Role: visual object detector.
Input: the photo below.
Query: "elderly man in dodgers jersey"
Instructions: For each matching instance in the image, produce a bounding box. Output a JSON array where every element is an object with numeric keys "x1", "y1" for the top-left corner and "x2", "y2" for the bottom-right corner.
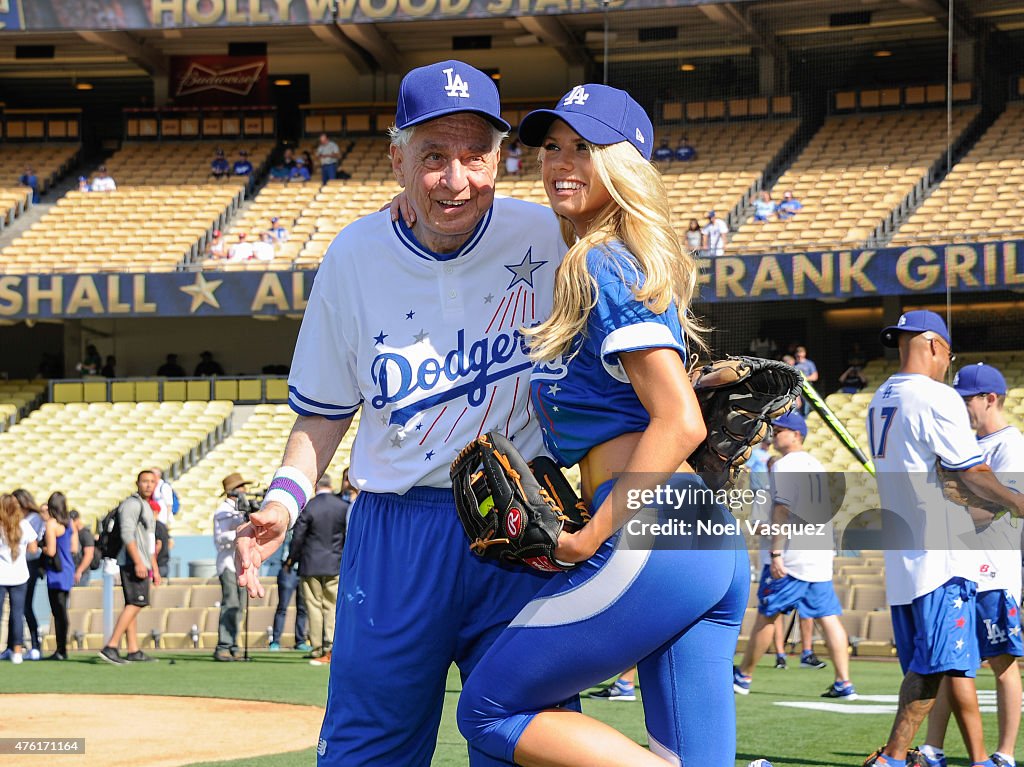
[
  {"x1": 918, "y1": 363, "x2": 1024, "y2": 767},
  {"x1": 234, "y1": 61, "x2": 568, "y2": 766},
  {"x1": 862, "y1": 311, "x2": 1024, "y2": 767}
]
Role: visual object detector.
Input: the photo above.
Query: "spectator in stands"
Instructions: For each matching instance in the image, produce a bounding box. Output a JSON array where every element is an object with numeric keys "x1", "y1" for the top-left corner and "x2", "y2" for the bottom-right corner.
[
  {"x1": 777, "y1": 190, "x2": 803, "y2": 220},
  {"x1": 654, "y1": 138, "x2": 674, "y2": 163},
  {"x1": 75, "y1": 344, "x2": 101, "y2": 376},
  {"x1": 98, "y1": 470, "x2": 160, "y2": 665},
  {"x1": 151, "y1": 467, "x2": 177, "y2": 526},
  {"x1": 839, "y1": 364, "x2": 869, "y2": 394},
  {"x1": 701, "y1": 210, "x2": 729, "y2": 256},
  {"x1": 101, "y1": 355, "x2": 117, "y2": 378},
  {"x1": 207, "y1": 230, "x2": 226, "y2": 259},
  {"x1": 18, "y1": 165, "x2": 40, "y2": 204},
  {"x1": 69, "y1": 510, "x2": 95, "y2": 587},
  {"x1": 194, "y1": 351, "x2": 225, "y2": 377},
  {"x1": 269, "y1": 217, "x2": 289, "y2": 243},
  {"x1": 753, "y1": 190, "x2": 777, "y2": 222},
  {"x1": 0, "y1": 493, "x2": 39, "y2": 665},
  {"x1": 282, "y1": 147, "x2": 297, "y2": 170},
  {"x1": 154, "y1": 517, "x2": 171, "y2": 581},
  {"x1": 91, "y1": 166, "x2": 116, "y2": 192},
  {"x1": 505, "y1": 139, "x2": 522, "y2": 177},
  {"x1": 794, "y1": 345, "x2": 819, "y2": 415},
  {"x1": 288, "y1": 473, "x2": 348, "y2": 666},
  {"x1": 42, "y1": 492, "x2": 76, "y2": 661},
  {"x1": 156, "y1": 354, "x2": 185, "y2": 377},
  {"x1": 213, "y1": 473, "x2": 251, "y2": 662},
  {"x1": 270, "y1": 530, "x2": 310, "y2": 652},
  {"x1": 233, "y1": 150, "x2": 253, "y2": 178},
  {"x1": 317, "y1": 133, "x2": 342, "y2": 183},
  {"x1": 288, "y1": 157, "x2": 311, "y2": 183},
  {"x1": 77, "y1": 176, "x2": 90, "y2": 193},
  {"x1": 749, "y1": 336, "x2": 778, "y2": 359},
  {"x1": 228, "y1": 233, "x2": 254, "y2": 261},
  {"x1": 269, "y1": 163, "x2": 290, "y2": 181},
  {"x1": 675, "y1": 136, "x2": 696, "y2": 161},
  {"x1": 253, "y1": 231, "x2": 276, "y2": 261},
  {"x1": 11, "y1": 489, "x2": 44, "y2": 661},
  {"x1": 685, "y1": 218, "x2": 703, "y2": 254},
  {"x1": 210, "y1": 148, "x2": 230, "y2": 180}
]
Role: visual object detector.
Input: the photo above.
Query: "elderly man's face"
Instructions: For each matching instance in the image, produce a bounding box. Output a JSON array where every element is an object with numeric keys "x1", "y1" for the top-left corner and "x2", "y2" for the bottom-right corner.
[{"x1": 390, "y1": 114, "x2": 499, "y2": 253}]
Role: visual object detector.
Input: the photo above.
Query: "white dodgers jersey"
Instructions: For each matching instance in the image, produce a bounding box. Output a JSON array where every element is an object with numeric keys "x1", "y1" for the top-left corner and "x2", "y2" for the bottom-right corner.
[
  {"x1": 868, "y1": 373, "x2": 984, "y2": 605},
  {"x1": 769, "y1": 451, "x2": 836, "y2": 583},
  {"x1": 288, "y1": 197, "x2": 566, "y2": 493},
  {"x1": 975, "y1": 426, "x2": 1024, "y2": 595}
]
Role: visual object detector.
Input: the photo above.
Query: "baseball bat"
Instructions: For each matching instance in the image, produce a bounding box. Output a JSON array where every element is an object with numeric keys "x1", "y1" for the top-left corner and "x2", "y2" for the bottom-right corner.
[{"x1": 800, "y1": 380, "x2": 876, "y2": 476}]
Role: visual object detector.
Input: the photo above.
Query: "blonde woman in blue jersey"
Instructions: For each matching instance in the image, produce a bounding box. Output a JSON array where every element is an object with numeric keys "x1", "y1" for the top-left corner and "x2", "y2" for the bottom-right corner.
[{"x1": 456, "y1": 85, "x2": 750, "y2": 766}]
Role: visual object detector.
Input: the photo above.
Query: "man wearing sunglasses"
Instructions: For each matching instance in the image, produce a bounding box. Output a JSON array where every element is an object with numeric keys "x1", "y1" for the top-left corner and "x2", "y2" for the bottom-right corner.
[
  {"x1": 863, "y1": 311, "x2": 1024, "y2": 767},
  {"x1": 917, "y1": 363, "x2": 1024, "y2": 767}
]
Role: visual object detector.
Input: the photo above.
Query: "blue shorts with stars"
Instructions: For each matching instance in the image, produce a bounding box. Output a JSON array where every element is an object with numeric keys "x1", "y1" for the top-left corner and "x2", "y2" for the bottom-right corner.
[
  {"x1": 891, "y1": 577, "x2": 979, "y2": 677},
  {"x1": 976, "y1": 589, "x2": 1024, "y2": 659}
]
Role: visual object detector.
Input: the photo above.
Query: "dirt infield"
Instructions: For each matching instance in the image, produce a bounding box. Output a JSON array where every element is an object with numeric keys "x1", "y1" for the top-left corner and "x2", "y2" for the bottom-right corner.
[{"x1": 2, "y1": 694, "x2": 324, "y2": 766}]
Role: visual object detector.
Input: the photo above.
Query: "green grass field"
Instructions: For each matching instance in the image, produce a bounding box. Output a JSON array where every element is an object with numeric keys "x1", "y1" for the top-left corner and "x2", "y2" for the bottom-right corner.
[{"x1": 6, "y1": 652, "x2": 1021, "y2": 766}]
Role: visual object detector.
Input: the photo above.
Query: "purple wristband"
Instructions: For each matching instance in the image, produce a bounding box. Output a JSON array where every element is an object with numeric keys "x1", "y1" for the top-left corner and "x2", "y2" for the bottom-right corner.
[{"x1": 268, "y1": 477, "x2": 307, "y2": 509}]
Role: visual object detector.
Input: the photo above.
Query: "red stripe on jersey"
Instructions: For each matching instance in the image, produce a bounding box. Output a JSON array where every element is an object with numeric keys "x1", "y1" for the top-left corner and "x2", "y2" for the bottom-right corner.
[
  {"x1": 419, "y1": 405, "x2": 447, "y2": 445},
  {"x1": 504, "y1": 287, "x2": 521, "y2": 330},
  {"x1": 504, "y1": 376, "x2": 520, "y2": 436},
  {"x1": 445, "y1": 406, "x2": 469, "y2": 443},
  {"x1": 486, "y1": 295, "x2": 507, "y2": 334},
  {"x1": 476, "y1": 385, "x2": 498, "y2": 438}
]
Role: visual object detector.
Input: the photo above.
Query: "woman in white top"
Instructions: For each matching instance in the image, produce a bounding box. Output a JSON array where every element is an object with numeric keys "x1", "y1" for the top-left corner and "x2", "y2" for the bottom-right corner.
[
  {"x1": 11, "y1": 489, "x2": 44, "y2": 659},
  {"x1": 0, "y1": 494, "x2": 40, "y2": 664}
]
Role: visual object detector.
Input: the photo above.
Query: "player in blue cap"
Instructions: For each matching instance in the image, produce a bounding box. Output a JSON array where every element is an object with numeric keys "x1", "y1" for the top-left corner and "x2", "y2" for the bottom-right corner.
[
  {"x1": 455, "y1": 84, "x2": 752, "y2": 766},
  {"x1": 864, "y1": 312, "x2": 1024, "y2": 767},
  {"x1": 235, "y1": 60, "x2": 570, "y2": 766},
  {"x1": 918, "y1": 363, "x2": 1024, "y2": 767},
  {"x1": 733, "y1": 409, "x2": 858, "y2": 701}
]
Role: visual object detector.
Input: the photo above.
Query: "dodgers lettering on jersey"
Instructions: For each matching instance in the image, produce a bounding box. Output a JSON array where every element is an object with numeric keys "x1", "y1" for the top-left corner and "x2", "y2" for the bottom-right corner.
[
  {"x1": 767, "y1": 451, "x2": 835, "y2": 582},
  {"x1": 868, "y1": 374, "x2": 984, "y2": 605},
  {"x1": 975, "y1": 426, "x2": 1024, "y2": 595},
  {"x1": 530, "y1": 244, "x2": 686, "y2": 467},
  {"x1": 288, "y1": 197, "x2": 566, "y2": 493}
]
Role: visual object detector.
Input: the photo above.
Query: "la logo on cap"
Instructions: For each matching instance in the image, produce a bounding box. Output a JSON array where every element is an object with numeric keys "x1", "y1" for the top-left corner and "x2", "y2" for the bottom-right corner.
[
  {"x1": 563, "y1": 86, "x2": 589, "y2": 106},
  {"x1": 635, "y1": 128, "x2": 645, "y2": 144},
  {"x1": 953, "y1": 371, "x2": 960, "y2": 385},
  {"x1": 443, "y1": 67, "x2": 470, "y2": 98}
]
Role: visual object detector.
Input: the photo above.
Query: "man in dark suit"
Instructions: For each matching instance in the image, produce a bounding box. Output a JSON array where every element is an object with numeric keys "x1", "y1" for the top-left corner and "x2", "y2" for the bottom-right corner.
[{"x1": 287, "y1": 474, "x2": 348, "y2": 666}]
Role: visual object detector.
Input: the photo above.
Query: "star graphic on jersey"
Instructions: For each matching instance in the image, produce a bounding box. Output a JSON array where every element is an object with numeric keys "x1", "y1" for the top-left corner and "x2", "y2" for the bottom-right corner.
[
  {"x1": 179, "y1": 272, "x2": 223, "y2": 313},
  {"x1": 483, "y1": 293, "x2": 494, "y2": 304},
  {"x1": 955, "y1": 638, "x2": 965, "y2": 650},
  {"x1": 548, "y1": 383, "x2": 561, "y2": 396},
  {"x1": 405, "y1": 310, "x2": 415, "y2": 320},
  {"x1": 390, "y1": 434, "x2": 405, "y2": 448},
  {"x1": 425, "y1": 450, "x2": 435, "y2": 461},
  {"x1": 1011, "y1": 626, "x2": 1021, "y2": 637},
  {"x1": 953, "y1": 597, "x2": 963, "y2": 610},
  {"x1": 413, "y1": 329, "x2": 429, "y2": 343},
  {"x1": 1010, "y1": 607, "x2": 1018, "y2": 617},
  {"x1": 552, "y1": 406, "x2": 559, "y2": 413},
  {"x1": 955, "y1": 617, "x2": 966, "y2": 629},
  {"x1": 504, "y1": 247, "x2": 547, "y2": 289},
  {"x1": 415, "y1": 423, "x2": 423, "y2": 431},
  {"x1": 373, "y1": 330, "x2": 388, "y2": 345}
]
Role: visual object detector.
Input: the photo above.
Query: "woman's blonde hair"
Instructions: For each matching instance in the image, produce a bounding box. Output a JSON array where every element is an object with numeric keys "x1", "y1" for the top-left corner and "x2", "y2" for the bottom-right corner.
[
  {"x1": 524, "y1": 138, "x2": 705, "y2": 362},
  {"x1": 0, "y1": 494, "x2": 23, "y2": 559}
]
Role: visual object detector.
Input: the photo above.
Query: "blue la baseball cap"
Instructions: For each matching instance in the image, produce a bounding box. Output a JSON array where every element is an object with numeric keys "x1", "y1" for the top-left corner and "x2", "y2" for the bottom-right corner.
[
  {"x1": 953, "y1": 363, "x2": 1007, "y2": 397},
  {"x1": 880, "y1": 310, "x2": 951, "y2": 348},
  {"x1": 395, "y1": 60, "x2": 510, "y2": 132},
  {"x1": 772, "y1": 411, "x2": 808, "y2": 439},
  {"x1": 518, "y1": 84, "x2": 654, "y2": 161}
]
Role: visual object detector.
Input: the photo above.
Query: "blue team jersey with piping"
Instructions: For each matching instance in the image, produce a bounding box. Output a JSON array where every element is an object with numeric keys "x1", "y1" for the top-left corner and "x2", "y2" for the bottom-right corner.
[{"x1": 530, "y1": 243, "x2": 687, "y2": 466}]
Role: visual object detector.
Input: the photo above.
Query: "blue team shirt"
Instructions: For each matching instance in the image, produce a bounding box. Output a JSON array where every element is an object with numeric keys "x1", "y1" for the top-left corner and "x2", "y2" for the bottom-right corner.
[
  {"x1": 530, "y1": 243, "x2": 687, "y2": 466},
  {"x1": 211, "y1": 158, "x2": 230, "y2": 174},
  {"x1": 233, "y1": 160, "x2": 253, "y2": 175}
]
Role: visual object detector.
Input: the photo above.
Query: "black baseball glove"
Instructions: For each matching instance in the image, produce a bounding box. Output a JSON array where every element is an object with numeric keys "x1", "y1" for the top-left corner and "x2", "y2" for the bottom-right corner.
[
  {"x1": 450, "y1": 431, "x2": 591, "y2": 572},
  {"x1": 689, "y1": 356, "x2": 803, "y2": 490}
]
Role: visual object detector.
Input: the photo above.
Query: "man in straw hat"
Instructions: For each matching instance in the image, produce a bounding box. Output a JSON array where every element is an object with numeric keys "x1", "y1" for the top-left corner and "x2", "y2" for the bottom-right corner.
[{"x1": 213, "y1": 472, "x2": 252, "y2": 662}]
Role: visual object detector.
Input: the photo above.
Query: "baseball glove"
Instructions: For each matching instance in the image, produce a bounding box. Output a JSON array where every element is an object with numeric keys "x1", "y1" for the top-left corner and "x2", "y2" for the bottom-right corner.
[
  {"x1": 450, "y1": 431, "x2": 591, "y2": 573},
  {"x1": 936, "y1": 462, "x2": 1007, "y2": 516},
  {"x1": 689, "y1": 356, "x2": 803, "y2": 490}
]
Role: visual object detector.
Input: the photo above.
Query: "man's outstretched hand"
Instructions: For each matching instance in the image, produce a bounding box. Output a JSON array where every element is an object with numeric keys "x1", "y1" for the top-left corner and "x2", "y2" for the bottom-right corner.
[{"x1": 235, "y1": 502, "x2": 289, "y2": 598}]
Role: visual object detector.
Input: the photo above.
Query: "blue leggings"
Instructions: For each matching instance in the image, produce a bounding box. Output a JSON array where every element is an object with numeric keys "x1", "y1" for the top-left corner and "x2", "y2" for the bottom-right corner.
[{"x1": 458, "y1": 476, "x2": 750, "y2": 764}]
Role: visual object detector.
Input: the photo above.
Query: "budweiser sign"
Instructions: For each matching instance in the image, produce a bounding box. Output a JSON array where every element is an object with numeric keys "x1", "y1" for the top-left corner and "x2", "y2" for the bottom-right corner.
[{"x1": 169, "y1": 55, "x2": 268, "y2": 105}]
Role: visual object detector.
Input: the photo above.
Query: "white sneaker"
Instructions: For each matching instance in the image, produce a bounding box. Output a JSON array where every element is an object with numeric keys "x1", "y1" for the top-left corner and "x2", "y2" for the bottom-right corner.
[
  {"x1": 27, "y1": 648, "x2": 41, "y2": 661},
  {"x1": 11, "y1": 652, "x2": 23, "y2": 665}
]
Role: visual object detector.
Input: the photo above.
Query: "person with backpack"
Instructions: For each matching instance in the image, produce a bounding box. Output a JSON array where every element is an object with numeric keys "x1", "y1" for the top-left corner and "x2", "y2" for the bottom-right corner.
[
  {"x1": 97, "y1": 470, "x2": 160, "y2": 665},
  {"x1": 70, "y1": 510, "x2": 98, "y2": 587},
  {"x1": 151, "y1": 466, "x2": 180, "y2": 527}
]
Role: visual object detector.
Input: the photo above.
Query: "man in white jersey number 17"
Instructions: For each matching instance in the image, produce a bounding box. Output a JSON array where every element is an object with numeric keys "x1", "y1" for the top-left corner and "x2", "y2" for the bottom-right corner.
[
  {"x1": 918, "y1": 363, "x2": 1024, "y2": 767},
  {"x1": 863, "y1": 312, "x2": 1024, "y2": 767},
  {"x1": 233, "y1": 60, "x2": 569, "y2": 767}
]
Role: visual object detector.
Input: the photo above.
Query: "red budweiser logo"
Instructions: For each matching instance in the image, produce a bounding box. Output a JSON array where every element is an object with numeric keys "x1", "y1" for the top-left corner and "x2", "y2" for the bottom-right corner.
[{"x1": 175, "y1": 61, "x2": 265, "y2": 97}]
